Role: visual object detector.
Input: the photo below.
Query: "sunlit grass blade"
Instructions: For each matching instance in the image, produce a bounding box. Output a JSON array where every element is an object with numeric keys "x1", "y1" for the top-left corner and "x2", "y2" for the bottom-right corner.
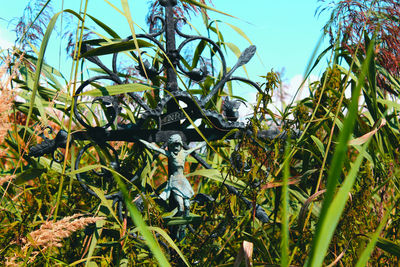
[
  {"x1": 120, "y1": 0, "x2": 148, "y2": 80},
  {"x1": 131, "y1": 226, "x2": 192, "y2": 267},
  {"x1": 306, "y1": 36, "x2": 376, "y2": 267},
  {"x1": 87, "y1": 14, "x2": 121, "y2": 39},
  {"x1": 80, "y1": 39, "x2": 154, "y2": 58},
  {"x1": 111, "y1": 170, "x2": 171, "y2": 266},
  {"x1": 78, "y1": 83, "x2": 155, "y2": 97}
]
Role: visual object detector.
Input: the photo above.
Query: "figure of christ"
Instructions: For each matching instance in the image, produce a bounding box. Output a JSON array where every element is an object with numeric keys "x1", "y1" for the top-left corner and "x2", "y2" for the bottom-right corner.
[{"x1": 140, "y1": 134, "x2": 206, "y2": 217}]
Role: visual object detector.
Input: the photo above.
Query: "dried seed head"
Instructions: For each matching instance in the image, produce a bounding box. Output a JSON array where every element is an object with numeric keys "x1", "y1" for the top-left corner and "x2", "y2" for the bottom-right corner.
[{"x1": 27, "y1": 214, "x2": 105, "y2": 249}]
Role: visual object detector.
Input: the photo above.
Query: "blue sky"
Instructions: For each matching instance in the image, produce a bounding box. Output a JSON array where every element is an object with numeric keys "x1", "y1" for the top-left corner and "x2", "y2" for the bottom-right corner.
[{"x1": 0, "y1": 1, "x2": 331, "y2": 101}]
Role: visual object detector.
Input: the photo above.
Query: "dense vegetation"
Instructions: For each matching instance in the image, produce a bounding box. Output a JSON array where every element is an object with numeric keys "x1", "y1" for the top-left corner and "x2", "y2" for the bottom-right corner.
[{"x1": 1, "y1": 0, "x2": 400, "y2": 266}]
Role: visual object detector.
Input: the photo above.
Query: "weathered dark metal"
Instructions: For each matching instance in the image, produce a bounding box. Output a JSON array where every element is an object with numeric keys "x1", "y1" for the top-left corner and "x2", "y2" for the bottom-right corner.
[{"x1": 29, "y1": 0, "x2": 275, "y2": 231}]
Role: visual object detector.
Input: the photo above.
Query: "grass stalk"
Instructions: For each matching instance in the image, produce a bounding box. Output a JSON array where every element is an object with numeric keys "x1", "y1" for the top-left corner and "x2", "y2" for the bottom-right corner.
[{"x1": 281, "y1": 138, "x2": 290, "y2": 267}]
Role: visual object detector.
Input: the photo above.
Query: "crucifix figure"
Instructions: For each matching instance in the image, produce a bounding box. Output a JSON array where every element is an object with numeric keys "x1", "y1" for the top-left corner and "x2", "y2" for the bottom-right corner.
[{"x1": 140, "y1": 134, "x2": 205, "y2": 227}]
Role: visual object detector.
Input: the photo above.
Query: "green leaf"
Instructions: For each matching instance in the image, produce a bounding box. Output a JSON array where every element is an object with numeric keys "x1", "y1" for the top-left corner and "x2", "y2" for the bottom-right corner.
[
  {"x1": 148, "y1": 227, "x2": 191, "y2": 266},
  {"x1": 376, "y1": 65, "x2": 400, "y2": 94},
  {"x1": 163, "y1": 215, "x2": 202, "y2": 225},
  {"x1": 14, "y1": 168, "x2": 47, "y2": 185},
  {"x1": 224, "y1": 22, "x2": 253, "y2": 45},
  {"x1": 225, "y1": 42, "x2": 241, "y2": 59},
  {"x1": 87, "y1": 14, "x2": 120, "y2": 39},
  {"x1": 375, "y1": 237, "x2": 400, "y2": 257},
  {"x1": 23, "y1": 54, "x2": 66, "y2": 85},
  {"x1": 78, "y1": 83, "x2": 154, "y2": 97},
  {"x1": 112, "y1": 166, "x2": 171, "y2": 266},
  {"x1": 80, "y1": 39, "x2": 153, "y2": 58},
  {"x1": 86, "y1": 262, "x2": 98, "y2": 267},
  {"x1": 310, "y1": 141, "x2": 371, "y2": 267},
  {"x1": 68, "y1": 164, "x2": 103, "y2": 176},
  {"x1": 37, "y1": 157, "x2": 63, "y2": 173},
  {"x1": 356, "y1": 205, "x2": 394, "y2": 267},
  {"x1": 311, "y1": 135, "x2": 325, "y2": 156},
  {"x1": 85, "y1": 219, "x2": 105, "y2": 267},
  {"x1": 192, "y1": 40, "x2": 207, "y2": 69},
  {"x1": 90, "y1": 186, "x2": 121, "y2": 226},
  {"x1": 377, "y1": 99, "x2": 400, "y2": 110},
  {"x1": 281, "y1": 141, "x2": 290, "y2": 266}
]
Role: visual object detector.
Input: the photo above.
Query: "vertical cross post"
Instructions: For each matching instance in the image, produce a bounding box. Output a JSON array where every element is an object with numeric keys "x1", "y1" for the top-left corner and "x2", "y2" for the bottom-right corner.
[
  {"x1": 161, "y1": 0, "x2": 180, "y2": 130},
  {"x1": 162, "y1": 0, "x2": 178, "y2": 92}
]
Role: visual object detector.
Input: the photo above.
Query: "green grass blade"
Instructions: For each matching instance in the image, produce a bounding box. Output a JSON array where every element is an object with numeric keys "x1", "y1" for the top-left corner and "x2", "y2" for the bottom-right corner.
[
  {"x1": 311, "y1": 135, "x2": 325, "y2": 156},
  {"x1": 377, "y1": 99, "x2": 400, "y2": 110},
  {"x1": 80, "y1": 39, "x2": 153, "y2": 58},
  {"x1": 87, "y1": 14, "x2": 121, "y2": 39},
  {"x1": 14, "y1": 168, "x2": 46, "y2": 185},
  {"x1": 71, "y1": 164, "x2": 170, "y2": 265},
  {"x1": 148, "y1": 227, "x2": 191, "y2": 266},
  {"x1": 374, "y1": 237, "x2": 400, "y2": 257},
  {"x1": 223, "y1": 22, "x2": 253, "y2": 45},
  {"x1": 67, "y1": 164, "x2": 103, "y2": 176},
  {"x1": 78, "y1": 83, "x2": 155, "y2": 97},
  {"x1": 306, "y1": 37, "x2": 375, "y2": 267},
  {"x1": 112, "y1": 172, "x2": 171, "y2": 266},
  {"x1": 187, "y1": 169, "x2": 246, "y2": 189},
  {"x1": 309, "y1": 140, "x2": 370, "y2": 266}
]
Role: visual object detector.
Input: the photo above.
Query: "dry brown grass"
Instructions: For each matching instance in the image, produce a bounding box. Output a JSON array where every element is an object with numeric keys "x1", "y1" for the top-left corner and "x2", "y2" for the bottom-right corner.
[
  {"x1": 28, "y1": 213, "x2": 104, "y2": 249},
  {"x1": 0, "y1": 51, "x2": 23, "y2": 145}
]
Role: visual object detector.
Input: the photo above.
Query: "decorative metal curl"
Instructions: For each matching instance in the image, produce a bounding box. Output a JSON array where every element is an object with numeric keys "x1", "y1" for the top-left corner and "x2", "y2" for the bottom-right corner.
[
  {"x1": 146, "y1": 15, "x2": 166, "y2": 37},
  {"x1": 175, "y1": 18, "x2": 227, "y2": 79},
  {"x1": 74, "y1": 76, "x2": 119, "y2": 129},
  {"x1": 75, "y1": 142, "x2": 120, "y2": 196},
  {"x1": 52, "y1": 150, "x2": 65, "y2": 163}
]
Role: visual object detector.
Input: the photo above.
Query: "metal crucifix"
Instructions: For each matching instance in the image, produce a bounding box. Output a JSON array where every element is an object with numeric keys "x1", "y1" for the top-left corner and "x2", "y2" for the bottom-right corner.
[{"x1": 29, "y1": 0, "x2": 276, "y2": 239}]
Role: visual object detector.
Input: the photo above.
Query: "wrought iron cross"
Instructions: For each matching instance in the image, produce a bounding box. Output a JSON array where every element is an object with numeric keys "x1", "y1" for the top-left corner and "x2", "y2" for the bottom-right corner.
[{"x1": 30, "y1": 0, "x2": 275, "y2": 231}]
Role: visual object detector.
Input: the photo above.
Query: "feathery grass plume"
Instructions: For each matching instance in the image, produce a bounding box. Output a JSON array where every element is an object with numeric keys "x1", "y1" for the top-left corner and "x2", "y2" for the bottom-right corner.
[
  {"x1": 319, "y1": 0, "x2": 400, "y2": 94},
  {"x1": 12, "y1": 0, "x2": 53, "y2": 50},
  {"x1": 5, "y1": 214, "x2": 105, "y2": 265},
  {"x1": 5, "y1": 247, "x2": 39, "y2": 266},
  {"x1": 0, "y1": 53, "x2": 17, "y2": 145},
  {"x1": 28, "y1": 214, "x2": 104, "y2": 249},
  {"x1": 0, "y1": 95, "x2": 13, "y2": 144}
]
